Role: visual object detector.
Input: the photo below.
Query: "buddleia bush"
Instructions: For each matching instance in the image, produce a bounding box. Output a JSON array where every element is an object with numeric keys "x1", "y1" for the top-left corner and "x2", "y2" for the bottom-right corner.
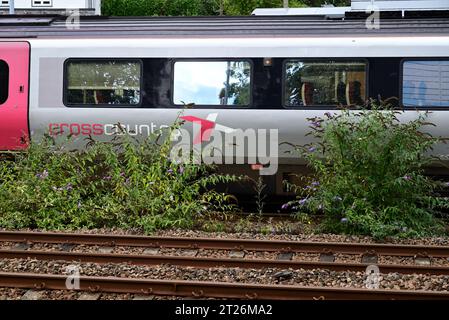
[
  {"x1": 286, "y1": 104, "x2": 447, "y2": 239},
  {"x1": 0, "y1": 117, "x2": 238, "y2": 233}
]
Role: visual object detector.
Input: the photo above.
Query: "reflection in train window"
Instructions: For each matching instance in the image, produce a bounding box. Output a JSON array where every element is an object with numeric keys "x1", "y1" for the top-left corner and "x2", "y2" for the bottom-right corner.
[
  {"x1": 403, "y1": 60, "x2": 449, "y2": 107},
  {"x1": 65, "y1": 60, "x2": 141, "y2": 106},
  {"x1": 284, "y1": 60, "x2": 367, "y2": 107},
  {"x1": 173, "y1": 61, "x2": 251, "y2": 106},
  {"x1": 0, "y1": 60, "x2": 9, "y2": 105}
]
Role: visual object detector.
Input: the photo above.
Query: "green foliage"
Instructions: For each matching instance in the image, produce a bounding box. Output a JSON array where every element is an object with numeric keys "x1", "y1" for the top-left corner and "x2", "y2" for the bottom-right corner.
[
  {"x1": 250, "y1": 176, "x2": 267, "y2": 215},
  {"x1": 202, "y1": 220, "x2": 226, "y2": 232},
  {"x1": 101, "y1": 0, "x2": 349, "y2": 17},
  {"x1": 223, "y1": 0, "x2": 306, "y2": 15},
  {"x1": 102, "y1": 0, "x2": 221, "y2": 16},
  {"x1": 226, "y1": 62, "x2": 251, "y2": 105},
  {"x1": 0, "y1": 117, "x2": 238, "y2": 234},
  {"x1": 286, "y1": 104, "x2": 446, "y2": 239}
]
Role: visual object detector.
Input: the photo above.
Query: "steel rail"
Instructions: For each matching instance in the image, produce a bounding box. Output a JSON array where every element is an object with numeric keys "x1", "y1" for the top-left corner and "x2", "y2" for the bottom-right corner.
[
  {"x1": 0, "y1": 231, "x2": 448, "y2": 257},
  {"x1": 0, "y1": 249, "x2": 448, "y2": 275},
  {"x1": 0, "y1": 272, "x2": 448, "y2": 300}
]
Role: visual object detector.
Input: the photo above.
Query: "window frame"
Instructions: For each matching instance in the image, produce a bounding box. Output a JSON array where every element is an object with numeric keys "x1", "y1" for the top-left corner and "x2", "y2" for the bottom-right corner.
[
  {"x1": 400, "y1": 57, "x2": 449, "y2": 110},
  {"x1": 63, "y1": 58, "x2": 144, "y2": 108},
  {"x1": 170, "y1": 58, "x2": 254, "y2": 109},
  {"x1": 0, "y1": 59, "x2": 9, "y2": 106},
  {"x1": 282, "y1": 58, "x2": 370, "y2": 110}
]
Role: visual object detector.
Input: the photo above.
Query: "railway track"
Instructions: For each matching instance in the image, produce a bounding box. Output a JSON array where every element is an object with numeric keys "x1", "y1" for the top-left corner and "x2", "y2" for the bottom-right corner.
[
  {"x1": 0, "y1": 249, "x2": 448, "y2": 275},
  {"x1": 0, "y1": 230, "x2": 448, "y2": 300},
  {"x1": 1, "y1": 230, "x2": 448, "y2": 257},
  {"x1": 1, "y1": 272, "x2": 448, "y2": 300}
]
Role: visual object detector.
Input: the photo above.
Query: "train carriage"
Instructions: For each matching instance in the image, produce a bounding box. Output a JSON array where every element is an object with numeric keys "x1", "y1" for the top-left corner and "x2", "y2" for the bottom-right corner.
[{"x1": 1, "y1": 1, "x2": 449, "y2": 195}]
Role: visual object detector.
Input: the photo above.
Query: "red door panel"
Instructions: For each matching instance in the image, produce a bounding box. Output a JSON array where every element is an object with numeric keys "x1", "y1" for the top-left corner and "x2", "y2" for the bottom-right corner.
[{"x1": 0, "y1": 42, "x2": 29, "y2": 150}]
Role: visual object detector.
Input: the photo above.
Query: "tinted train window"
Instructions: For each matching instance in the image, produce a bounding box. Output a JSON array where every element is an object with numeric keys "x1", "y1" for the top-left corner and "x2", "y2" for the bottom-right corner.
[
  {"x1": 284, "y1": 60, "x2": 367, "y2": 107},
  {"x1": 65, "y1": 60, "x2": 141, "y2": 106},
  {"x1": 0, "y1": 60, "x2": 9, "y2": 105},
  {"x1": 403, "y1": 60, "x2": 449, "y2": 107},
  {"x1": 173, "y1": 61, "x2": 251, "y2": 106}
]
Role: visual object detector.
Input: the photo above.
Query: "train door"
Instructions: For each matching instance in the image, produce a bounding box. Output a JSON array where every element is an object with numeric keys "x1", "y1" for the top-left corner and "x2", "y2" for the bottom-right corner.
[{"x1": 0, "y1": 42, "x2": 29, "y2": 150}]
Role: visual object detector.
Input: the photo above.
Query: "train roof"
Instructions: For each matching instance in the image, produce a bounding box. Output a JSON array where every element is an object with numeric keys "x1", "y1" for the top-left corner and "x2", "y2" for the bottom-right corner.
[{"x1": 1, "y1": 14, "x2": 449, "y2": 38}]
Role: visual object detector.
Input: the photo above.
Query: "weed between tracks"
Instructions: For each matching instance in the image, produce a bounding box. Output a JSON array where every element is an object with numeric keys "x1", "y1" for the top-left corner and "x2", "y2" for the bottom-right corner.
[
  {"x1": 285, "y1": 105, "x2": 449, "y2": 239},
  {"x1": 0, "y1": 116, "x2": 238, "y2": 234}
]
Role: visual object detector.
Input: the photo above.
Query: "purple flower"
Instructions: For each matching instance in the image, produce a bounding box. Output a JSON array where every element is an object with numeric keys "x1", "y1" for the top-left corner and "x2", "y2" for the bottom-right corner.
[
  {"x1": 179, "y1": 166, "x2": 184, "y2": 174},
  {"x1": 281, "y1": 203, "x2": 289, "y2": 210},
  {"x1": 167, "y1": 169, "x2": 174, "y2": 174},
  {"x1": 65, "y1": 183, "x2": 73, "y2": 191},
  {"x1": 308, "y1": 147, "x2": 316, "y2": 152},
  {"x1": 341, "y1": 218, "x2": 348, "y2": 223},
  {"x1": 311, "y1": 181, "x2": 320, "y2": 186},
  {"x1": 299, "y1": 198, "x2": 308, "y2": 206},
  {"x1": 120, "y1": 172, "x2": 126, "y2": 177},
  {"x1": 403, "y1": 175, "x2": 412, "y2": 181},
  {"x1": 103, "y1": 176, "x2": 112, "y2": 181},
  {"x1": 36, "y1": 169, "x2": 49, "y2": 180}
]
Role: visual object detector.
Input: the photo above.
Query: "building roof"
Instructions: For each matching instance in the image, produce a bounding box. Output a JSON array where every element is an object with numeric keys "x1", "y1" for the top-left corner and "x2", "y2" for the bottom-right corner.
[{"x1": 1, "y1": 15, "x2": 449, "y2": 38}]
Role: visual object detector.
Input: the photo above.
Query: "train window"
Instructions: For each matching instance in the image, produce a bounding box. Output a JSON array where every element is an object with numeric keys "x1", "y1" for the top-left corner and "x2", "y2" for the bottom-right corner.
[
  {"x1": 402, "y1": 60, "x2": 449, "y2": 107},
  {"x1": 0, "y1": 60, "x2": 9, "y2": 105},
  {"x1": 284, "y1": 60, "x2": 367, "y2": 107},
  {"x1": 173, "y1": 61, "x2": 251, "y2": 106},
  {"x1": 65, "y1": 60, "x2": 141, "y2": 106}
]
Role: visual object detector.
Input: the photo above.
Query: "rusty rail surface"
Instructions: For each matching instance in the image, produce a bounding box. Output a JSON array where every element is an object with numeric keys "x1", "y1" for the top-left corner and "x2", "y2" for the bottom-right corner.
[
  {"x1": 0, "y1": 272, "x2": 448, "y2": 300},
  {"x1": 0, "y1": 249, "x2": 448, "y2": 276},
  {"x1": 0, "y1": 230, "x2": 448, "y2": 257}
]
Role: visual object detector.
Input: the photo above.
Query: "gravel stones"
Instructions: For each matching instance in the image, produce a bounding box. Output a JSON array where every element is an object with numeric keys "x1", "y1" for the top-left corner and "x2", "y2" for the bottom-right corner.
[
  {"x1": 14, "y1": 243, "x2": 30, "y2": 251},
  {"x1": 21, "y1": 290, "x2": 44, "y2": 300},
  {"x1": 2, "y1": 226, "x2": 449, "y2": 246},
  {"x1": 0, "y1": 258, "x2": 448, "y2": 292},
  {"x1": 276, "y1": 253, "x2": 294, "y2": 261},
  {"x1": 229, "y1": 251, "x2": 245, "y2": 259},
  {"x1": 98, "y1": 247, "x2": 114, "y2": 254},
  {"x1": 143, "y1": 248, "x2": 160, "y2": 255},
  {"x1": 319, "y1": 253, "x2": 335, "y2": 263},
  {"x1": 361, "y1": 254, "x2": 378, "y2": 264},
  {"x1": 414, "y1": 257, "x2": 431, "y2": 266},
  {"x1": 78, "y1": 293, "x2": 101, "y2": 300},
  {"x1": 273, "y1": 271, "x2": 294, "y2": 281}
]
